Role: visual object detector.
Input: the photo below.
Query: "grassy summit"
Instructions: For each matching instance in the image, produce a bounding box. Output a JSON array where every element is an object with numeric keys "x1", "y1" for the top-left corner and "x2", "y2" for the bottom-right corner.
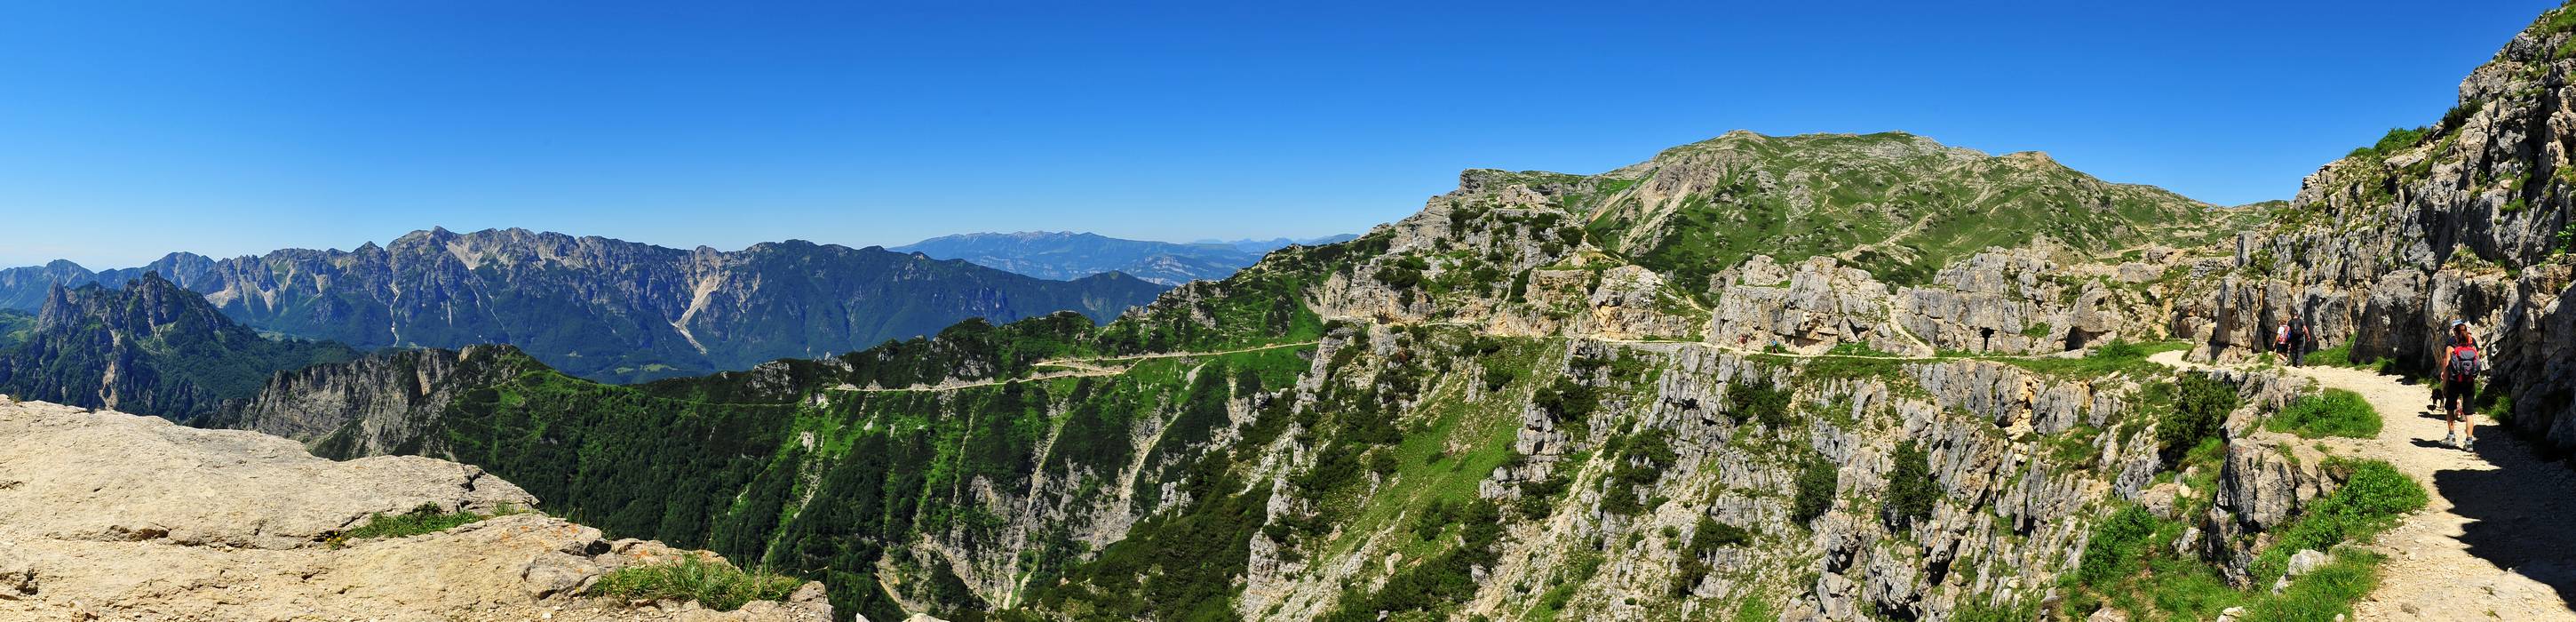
[{"x1": 1559, "y1": 131, "x2": 2254, "y2": 284}]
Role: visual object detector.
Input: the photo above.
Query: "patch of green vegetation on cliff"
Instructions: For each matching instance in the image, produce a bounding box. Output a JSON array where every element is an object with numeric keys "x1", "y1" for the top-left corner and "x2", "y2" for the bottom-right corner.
[
  {"x1": 1883, "y1": 440, "x2": 1938, "y2": 532},
  {"x1": 1999, "y1": 339, "x2": 2187, "y2": 379},
  {"x1": 0, "y1": 308, "x2": 30, "y2": 347},
  {"x1": 1318, "y1": 498, "x2": 1506, "y2": 622},
  {"x1": 332, "y1": 502, "x2": 531, "y2": 546},
  {"x1": 590, "y1": 554, "x2": 805, "y2": 612},
  {"x1": 2066, "y1": 459, "x2": 2422, "y2": 621}
]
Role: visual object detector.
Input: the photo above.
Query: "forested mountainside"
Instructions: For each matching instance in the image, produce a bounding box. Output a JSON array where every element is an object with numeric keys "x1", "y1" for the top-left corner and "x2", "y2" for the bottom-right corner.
[
  {"x1": 0, "y1": 274, "x2": 355, "y2": 419},
  {"x1": 0, "y1": 227, "x2": 1171, "y2": 383},
  {"x1": 0, "y1": 308, "x2": 32, "y2": 347},
  {"x1": 894, "y1": 231, "x2": 1275, "y2": 285},
  {"x1": 202, "y1": 119, "x2": 2440, "y2": 622},
  {"x1": 2169, "y1": 4, "x2": 2576, "y2": 455}
]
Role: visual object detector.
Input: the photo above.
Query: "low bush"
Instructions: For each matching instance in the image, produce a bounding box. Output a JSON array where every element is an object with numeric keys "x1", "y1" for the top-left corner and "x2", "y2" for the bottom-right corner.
[
  {"x1": 1882, "y1": 441, "x2": 1937, "y2": 532},
  {"x1": 2268, "y1": 389, "x2": 2381, "y2": 439},
  {"x1": 1726, "y1": 377, "x2": 1794, "y2": 428},
  {"x1": 2158, "y1": 374, "x2": 2240, "y2": 462},
  {"x1": 1790, "y1": 456, "x2": 1838, "y2": 525},
  {"x1": 589, "y1": 554, "x2": 804, "y2": 612}
]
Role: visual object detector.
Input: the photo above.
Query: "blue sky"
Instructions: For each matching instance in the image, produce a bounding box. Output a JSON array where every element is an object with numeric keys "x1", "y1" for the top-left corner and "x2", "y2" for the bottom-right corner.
[{"x1": 0, "y1": 1, "x2": 2557, "y2": 267}]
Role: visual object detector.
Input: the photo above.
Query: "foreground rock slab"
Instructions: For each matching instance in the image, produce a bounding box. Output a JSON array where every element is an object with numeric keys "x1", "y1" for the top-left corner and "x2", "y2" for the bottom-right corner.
[{"x1": 0, "y1": 396, "x2": 833, "y2": 621}]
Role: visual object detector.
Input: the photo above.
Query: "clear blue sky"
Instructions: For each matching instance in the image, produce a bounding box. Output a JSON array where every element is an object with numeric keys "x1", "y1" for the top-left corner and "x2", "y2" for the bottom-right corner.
[{"x1": 0, "y1": 1, "x2": 2557, "y2": 267}]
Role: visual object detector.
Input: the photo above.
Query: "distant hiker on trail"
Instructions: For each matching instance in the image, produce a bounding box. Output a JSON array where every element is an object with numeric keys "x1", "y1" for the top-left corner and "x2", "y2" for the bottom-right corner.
[
  {"x1": 2286, "y1": 315, "x2": 2310, "y2": 367},
  {"x1": 2438, "y1": 320, "x2": 2483, "y2": 451},
  {"x1": 2273, "y1": 320, "x2": 2292, "y2": 362}
]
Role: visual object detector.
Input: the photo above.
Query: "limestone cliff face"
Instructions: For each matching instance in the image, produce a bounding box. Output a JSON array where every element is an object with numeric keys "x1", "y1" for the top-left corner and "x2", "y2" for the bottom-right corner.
[
  {"x1": 199, "y1": 345, "x2": 546, "y2": 459},
  {"x1": 2168, "y1": 7, "x2": 2576, "y2": 451},
  {"x1": 0, "y1": 395, "x2": 834, "y2": 621}
]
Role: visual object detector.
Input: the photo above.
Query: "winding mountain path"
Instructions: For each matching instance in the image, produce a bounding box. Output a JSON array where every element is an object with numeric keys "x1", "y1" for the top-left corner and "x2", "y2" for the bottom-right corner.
[
  {"x1": 828, "y1": 341, "x2": 1320, "y2": 393},
  {"x1": 2148, "y1": 350, "x2": 2576, "y2": 620}
]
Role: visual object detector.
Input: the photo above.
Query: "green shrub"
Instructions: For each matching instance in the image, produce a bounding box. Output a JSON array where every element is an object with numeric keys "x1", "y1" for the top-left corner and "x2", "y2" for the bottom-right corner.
[
  {"x1": 1531, "y1": 378, "x2": 1598, "y2": 422},
  {"x1": 1602, "y1": 430, "x2": 1678, "y2": 515},
  {"x1": 2268, "y1": 389, "x2": 2381, "y2": 439},
  {"x1": 2436, "y1": 100, "x2": 2482, "y2": 136},
  {"x1": 2347, "y1": 126, "x2": 2429, "y2": 159},
  {"x1": 589, "y1": 554, "x2": 804, "y2": 612},
  {"x1": 1791, "y1": 457, "x2": 1838, "y2": 525},
  {"x1": 335, "y1": 503, "x2": 528, "y2": 545},
  {"x1": 1673, "y1": 515, "x2": 1753, "y2": 595},
  {"x1": 1883, "y1": 441, "x2": 1937, "y2": 531},
  {"x1": 1726, "y1": 377, "x2": 1794, "y2": 428},
  {"x1": 2158, "y1": 375, "x2": 2239, "y2": 463}
]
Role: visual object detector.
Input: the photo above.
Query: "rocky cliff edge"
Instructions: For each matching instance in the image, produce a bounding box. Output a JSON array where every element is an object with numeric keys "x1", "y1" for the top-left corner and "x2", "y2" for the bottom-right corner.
[{"x1": 0, "y1": 395, "x2": 834, "y2": 622}]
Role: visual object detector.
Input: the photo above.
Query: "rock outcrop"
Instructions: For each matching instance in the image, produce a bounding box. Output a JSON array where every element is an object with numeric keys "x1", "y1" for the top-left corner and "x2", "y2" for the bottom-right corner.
[{"x1": 0, "y1": 395, "x2": 832, "y2": 621}]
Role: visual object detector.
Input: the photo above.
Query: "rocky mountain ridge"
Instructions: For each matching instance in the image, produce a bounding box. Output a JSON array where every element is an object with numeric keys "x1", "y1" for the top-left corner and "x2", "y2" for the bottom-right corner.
[
  {"x1": 0, "y1": 227, "x2": 1171, "y2": 383},
  {"x1": 0, "y1": 273, "x2": 356, "y2": 419}
]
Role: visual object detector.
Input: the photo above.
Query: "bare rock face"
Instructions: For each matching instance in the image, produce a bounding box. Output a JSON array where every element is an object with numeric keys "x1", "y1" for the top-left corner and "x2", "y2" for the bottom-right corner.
[
  {"x1": 0, "y1": 396, "x2": 832, "y2": 621},
  {"x1": 1710, "y1": 256, "x2": 1927, "y2": 355}
]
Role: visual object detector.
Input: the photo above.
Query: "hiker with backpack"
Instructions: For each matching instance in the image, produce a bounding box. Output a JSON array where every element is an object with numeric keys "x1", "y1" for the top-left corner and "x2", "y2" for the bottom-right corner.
[{"x1": 2438, "y1": 320, "x2": 2483, "y2": 451}]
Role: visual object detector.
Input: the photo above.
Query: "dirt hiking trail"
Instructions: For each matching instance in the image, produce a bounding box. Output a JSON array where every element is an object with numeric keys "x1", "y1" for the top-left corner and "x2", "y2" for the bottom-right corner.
[{"x1": 2151, "y1": 350, "x2": 2576, "y2": 620}]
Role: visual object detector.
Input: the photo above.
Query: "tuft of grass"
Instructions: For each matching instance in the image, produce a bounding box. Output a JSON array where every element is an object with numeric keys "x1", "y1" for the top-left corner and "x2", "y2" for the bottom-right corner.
[
  {"x1": 2268, "y1": 389, "x2": 2381, "y2": 439},
  {"x1": 334, "y1": 503, "x2": 529, "y2": 546},
  {"x1": 588, "y1": 554, "x2": 804, "y2": 612},
  {"x1": 2305, "y1": 345, "x2": 2398, "y2": 374}
]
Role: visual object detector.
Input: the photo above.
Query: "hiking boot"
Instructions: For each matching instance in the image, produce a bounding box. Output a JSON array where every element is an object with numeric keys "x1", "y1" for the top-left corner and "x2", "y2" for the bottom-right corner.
[
  {"x1": 2463, "y1": 436, "x2": 2477, "y2": 451},
  {"x1": 2443, "y1": 432, "x2": 2458, "y2": 449}
]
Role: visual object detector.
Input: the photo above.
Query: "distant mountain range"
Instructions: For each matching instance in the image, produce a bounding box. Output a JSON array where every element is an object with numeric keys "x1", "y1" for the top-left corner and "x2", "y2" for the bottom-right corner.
[
  {"x1": 894, "y1": 231, "x2": 1356, "y2": 285},
  {"x1": 0, "y1": 227, "x2": 1171, "y2": 382},
  {"x1": 0, "y1": 274, "x2": 357, "y2": 418}
]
